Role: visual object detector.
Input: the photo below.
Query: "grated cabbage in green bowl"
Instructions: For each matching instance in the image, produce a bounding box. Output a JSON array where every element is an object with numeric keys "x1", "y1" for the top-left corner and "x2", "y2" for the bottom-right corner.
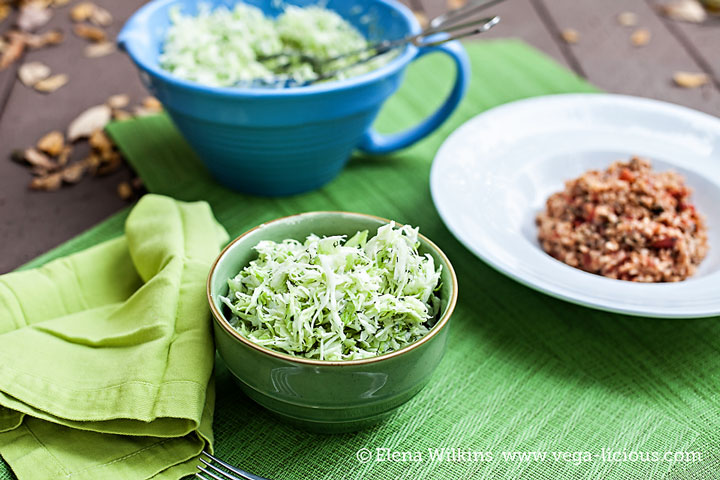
[
  {"x1": 160, "y1": 3, "x2": 393, "y2": 87},
  {"x1": 220, "y1": 223, "x2": 443, "y2": 361}
]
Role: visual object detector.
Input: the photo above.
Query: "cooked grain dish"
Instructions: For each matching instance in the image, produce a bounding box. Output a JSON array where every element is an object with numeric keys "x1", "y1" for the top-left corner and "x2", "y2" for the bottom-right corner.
[{"x1": 536, "y1": 157, "x2": 708, "y2": 282}]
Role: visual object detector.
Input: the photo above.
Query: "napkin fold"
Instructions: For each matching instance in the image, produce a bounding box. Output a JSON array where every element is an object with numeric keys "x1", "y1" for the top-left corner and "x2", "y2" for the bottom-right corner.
[{"x1": 0, "y1": 194, "x2": 229, "y2": 480}]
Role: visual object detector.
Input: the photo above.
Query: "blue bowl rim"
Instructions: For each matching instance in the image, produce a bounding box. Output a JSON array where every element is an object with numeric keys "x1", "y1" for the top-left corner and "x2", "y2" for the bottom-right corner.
[{"x1": 119, "y1": 0, "x2": 423, "y2": 98}]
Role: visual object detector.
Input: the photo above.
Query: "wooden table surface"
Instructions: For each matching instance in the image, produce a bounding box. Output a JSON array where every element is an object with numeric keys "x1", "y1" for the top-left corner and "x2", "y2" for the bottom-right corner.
[{"x1": 1, "y1": 0, "x2": 718, "y2": 273}]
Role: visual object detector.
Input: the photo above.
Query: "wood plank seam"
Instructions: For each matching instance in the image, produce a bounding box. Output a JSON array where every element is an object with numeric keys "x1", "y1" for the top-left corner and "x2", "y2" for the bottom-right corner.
[
  {"x1": 644, "y1": 0, "x2": 720, "y2": 90},
  {"x1": 528, "y1": 0, "x2": 587, "y2": 78}
]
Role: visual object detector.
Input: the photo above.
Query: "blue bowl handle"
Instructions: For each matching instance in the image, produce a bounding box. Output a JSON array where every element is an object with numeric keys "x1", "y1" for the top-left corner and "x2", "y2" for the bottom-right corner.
[{"x1": 358, "y1": 39, "x2": 470, "y2": 155}]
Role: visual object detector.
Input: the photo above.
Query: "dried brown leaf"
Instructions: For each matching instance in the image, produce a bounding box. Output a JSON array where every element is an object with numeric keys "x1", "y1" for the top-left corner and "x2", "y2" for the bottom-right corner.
[
  {"x1": 412, "y1": 10, "x2": 428, "y2": 29},
  {"x1": 17, "y1": 2, "x2": 52, "y2": 32},
  {"x1": 67, "y1": 104, "x2": 111, "y2": 141},
  {"x1": 36, "y1": 130, "x2": 64, "y2": 155},
  {"x1": 24, "y1": 147, "x2": 57, "y2": 169},
  {"x1": 0, "y1": 4, "x2": 10, "y2": 23},
  {"x1": 630, "y1": 28, "x2": 651, "y2": 46},
  {"x1": 112, "y1": 109, "x2": 133, "y2": 121},
  {"x1": 561, "y1": 28, "x2": 580, "y2": 44},
  {"x1": 18, "y1": 61, "x2": 50, "y2": 86},
  {"x1": 96, "y1": 151, "x2": 121, "y2": 176},
  {"x1": 673, "y1": 71, "x2": 710, "y2": 88},
  {"x1": 56, "y1": 144, "x2": 71, "y2": 166},
  {"x1": 142, "y1": 96, "x2": 163, "y2": 112},
  {"x1": 0, "y1": 32, "x2": 25, "y2": 70},
  {"x1": 29, "y1": 172, "x2": 62, "y2": 191},
  {"x1": 117, "y1": 181, "x2": 132, "y2": 200},
  {"x1": 659, "y1": 0, "x2": 707, "y2": 22},
  {"x1": 73, "y1": 23, "x2": 106, "y2": 42},
  {"x1": 617, "y1": 11, "x2": 638, "y2": 26},
  {"x1": 84, "y1": 40, "x2": 114, "y2": 57},
  {"x1": 447, "y1": 0, "x2": 467, "y2": 10},
  {"x1": 33, "y1": 72, "x2": 68, "y2": 92},
  {"x1": 61, "y1": 161, "x2": 86, "y2": 183},
  {"x1": 70, "y1": 1, "x2": 93, "y2": 22},
  {"x1": 89, "y1": 4, "x2": 111, "y2": 27},
  {"x1": 82, "y1": 153, "x2": 101, "y2": 174},
  {"x1": 89, "y1": 128, "x2": 113, "y2": 156},
  {"x1": 24, "y1": 29, "x2": 63, "y2": 48},
  {"x1": 107, "y1": 93, "x2": 129, "y2": 109}
]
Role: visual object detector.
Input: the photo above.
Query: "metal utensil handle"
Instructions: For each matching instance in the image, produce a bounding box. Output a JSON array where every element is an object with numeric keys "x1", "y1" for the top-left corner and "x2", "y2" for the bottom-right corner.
[
  {"x1": 321, "y1": 15, "x2": 499, "y2": 71},
  {"x1": 429, "y1": 0, "x2": 507, "y2": 29},
  {"x1": 312, "y1": 16, "x2": 498, "y2": 84}
]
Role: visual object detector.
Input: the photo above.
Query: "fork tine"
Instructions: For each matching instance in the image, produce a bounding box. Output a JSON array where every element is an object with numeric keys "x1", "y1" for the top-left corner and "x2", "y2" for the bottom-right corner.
[
  {"x1": 197, "y1": 465, "x2": 231, "y2": 480},
  {"x1": 199, "y1": 458, "x2": 248, "y2": 480},
  {"x1": 201, "y1": 451, "x2": 271, "y2": 480}
]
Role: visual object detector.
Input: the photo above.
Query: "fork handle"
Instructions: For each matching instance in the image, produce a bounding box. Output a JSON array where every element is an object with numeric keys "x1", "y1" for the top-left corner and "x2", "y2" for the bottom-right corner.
[{"x1": 357, "y1": 37, "x2": 470, "y2": 154}]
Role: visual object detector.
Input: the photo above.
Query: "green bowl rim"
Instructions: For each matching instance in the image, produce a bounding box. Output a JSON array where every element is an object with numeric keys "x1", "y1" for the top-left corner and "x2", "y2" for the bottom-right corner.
[{"x1": 207, "y1": 211, "x2": 458, "y2": 367}]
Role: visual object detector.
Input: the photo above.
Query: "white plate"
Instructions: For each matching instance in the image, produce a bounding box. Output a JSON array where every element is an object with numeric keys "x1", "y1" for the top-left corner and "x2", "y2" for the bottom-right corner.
[{"x1": 430, "y1": 93, "x2": 720, "y2": 318}]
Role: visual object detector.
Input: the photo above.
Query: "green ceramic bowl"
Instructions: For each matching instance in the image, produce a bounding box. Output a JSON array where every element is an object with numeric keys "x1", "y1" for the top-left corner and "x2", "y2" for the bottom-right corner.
[{"x1": 207, "y1": 212, "x2": 458, "y2": 433}]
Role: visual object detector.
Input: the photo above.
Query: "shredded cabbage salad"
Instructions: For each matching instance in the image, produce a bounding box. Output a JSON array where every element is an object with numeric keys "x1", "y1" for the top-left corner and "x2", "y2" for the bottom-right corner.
[
  {"x1": 160, "y1": 3, "x2": 392, "y2": 87},
  {"x1": 220, "y1": 223, "x2": 443, "y2": 361}
]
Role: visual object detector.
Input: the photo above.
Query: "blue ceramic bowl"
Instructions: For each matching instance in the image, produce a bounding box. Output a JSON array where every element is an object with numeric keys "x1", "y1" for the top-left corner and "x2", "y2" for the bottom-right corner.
[{"x1": 118, "y1": 0, "x2": 470, "y2": 196}]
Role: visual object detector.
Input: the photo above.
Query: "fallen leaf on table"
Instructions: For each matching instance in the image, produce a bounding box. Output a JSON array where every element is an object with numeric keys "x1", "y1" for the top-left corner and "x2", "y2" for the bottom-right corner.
[
  {"x1": 84, "y1": 41, "x2": 114, "y2": 57},
  {"x1": 0, "y1": 4, "x2": 10, "y2": 23},
  {"x1": 61, "y1": 161, "x2": 86, "y2": 183},
  {"x1": 117, "y1": 181, "x2": 132, "y2": 200},
  {"x1": 36, "y1": 130, "x2": 64, "y2": 156},
  {"x1": 70, "y1": 2, "x2": 94, "y2": 22},
  {"x1": 561, "y1": 28, "x2": 580, "y2": 44},
  {"x1": 67, "y1": 104, "x2": 111, "y2": 141},
  {"x1": 673, "y1": 71, "x2": 709, "y2": 88},
  {"x1": 73, "y1": 23, "x2": 106, "y2": 42},
  {"x1": 57, "y1": 144, "x2": 72, "y2": 166},
  {"x1": 96, "y1": 151, "x2": 121, "y2": 175},
  {"x1": 112, "y1": 109, "x2": 133, "y2": 121},
  {"x1": 447, "y1": 0, "x2": 467, "y2": 10},
  {"x1": 23, "y1": 29, "x2": 64, "y2": 48},
  {"x1": 89, "y1": 4, "x2": 111, "y2": 27},
  {"x1": 89, "y1": 129, "x2": 113, "y2": 156},
  {"x1": 142, "y1": 96, "x2": 163, "y2": 111},
  {"x1": 659, "y1": 0, "x2": 707, "y2": 22},
  {"x1": 412, "y1": 10, "x2": 428, "y2": 29},
  {"x1": 107, "y1": 93, "x2": 129, "y2": 109},
  {"x1": 0, "y1": 31, "x2": 25, "y2": 70},
  {"x1": 23, "y1": 147, "x2": 57, "y2": 170},
  {"x1": 17, "y1": 2, "x2": 53, "y2": 32},
  {"x1": 29, "y1": 172, "x2": 62, "y2": 191},
  {"x1": 617, "y1": 11, "x2": 638, "y2": 26},
  {"x1": 134, "y1": 96, "x2": 164, "y2": 116},
  {"x1": 82, "y1": 153, "x2": 101, "y2": 174},
  {"x1": 630, "y1": 28, "x2": 651, "y2": 46},
  {"x1": 18, "y1": 61, "x2": 50, "y2": 86},
  {"x1": 34, "y1": 72, "x2": 68, "y2": 92}
]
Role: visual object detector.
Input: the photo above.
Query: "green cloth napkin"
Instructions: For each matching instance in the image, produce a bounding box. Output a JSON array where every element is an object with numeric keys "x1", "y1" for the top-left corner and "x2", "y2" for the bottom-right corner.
[
  {"x1": 3, "y1": 39, "x2": 719, "y2": 479},
  {"x1": 0, "y1": 195, "x2": 228, "y2": 479}
]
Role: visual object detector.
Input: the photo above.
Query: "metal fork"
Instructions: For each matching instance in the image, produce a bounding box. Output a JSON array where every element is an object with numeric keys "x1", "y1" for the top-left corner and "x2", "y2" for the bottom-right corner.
[{"x1": 196, "y1": 451, "x2": 271, "y2": 480}]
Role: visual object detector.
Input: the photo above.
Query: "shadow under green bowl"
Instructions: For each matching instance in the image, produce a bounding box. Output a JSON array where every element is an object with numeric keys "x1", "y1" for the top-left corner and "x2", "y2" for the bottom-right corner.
[{"x1": 207, "y1": 211, "x2": 458, "y2": 433}]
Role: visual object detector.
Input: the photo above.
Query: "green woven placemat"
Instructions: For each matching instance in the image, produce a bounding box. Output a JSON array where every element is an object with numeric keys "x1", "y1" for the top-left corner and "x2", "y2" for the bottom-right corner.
[{"x1": 5, "y1": 40, "x2": 720, "y2": 479}]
